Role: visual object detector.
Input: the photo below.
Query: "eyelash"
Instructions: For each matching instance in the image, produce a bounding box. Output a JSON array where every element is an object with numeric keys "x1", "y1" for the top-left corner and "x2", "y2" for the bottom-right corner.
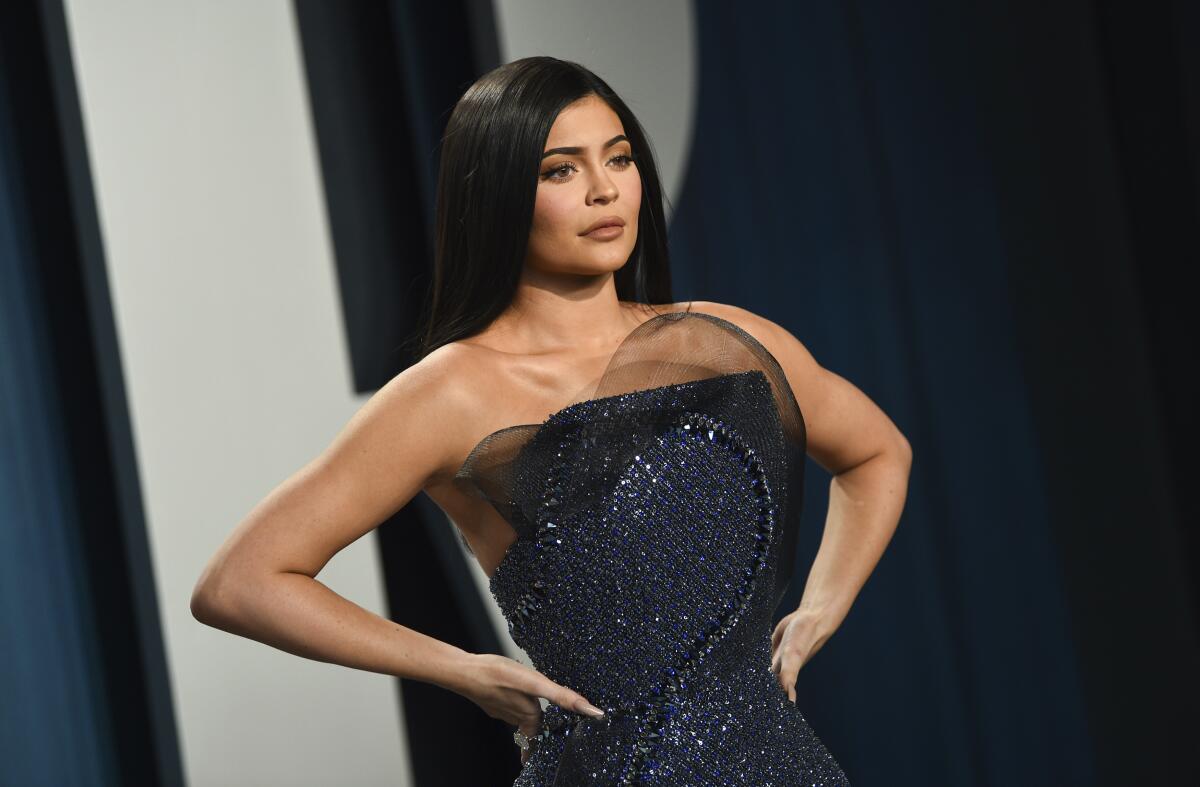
[{"x1": 540, "y1": 153, "x2": 636, "y2": 182}]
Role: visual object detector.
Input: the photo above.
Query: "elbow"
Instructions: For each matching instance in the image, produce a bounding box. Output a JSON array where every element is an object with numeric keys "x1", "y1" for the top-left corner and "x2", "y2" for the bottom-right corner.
[
  {"x1": 191, "y1": 563, "x2": 239, "y2": 628},
  {"x1": 190, "y1": 577, "x2": 223, "y2": 627}
]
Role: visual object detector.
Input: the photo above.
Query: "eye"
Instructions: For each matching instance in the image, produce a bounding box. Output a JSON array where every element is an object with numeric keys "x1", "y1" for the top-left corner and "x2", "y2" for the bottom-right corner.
[
  {"x1": 539, "y1": 152, "x2": 636, "y2": 182},
  {"x1": 542, "y1": 162, "x2": 577, "y2": 181}
]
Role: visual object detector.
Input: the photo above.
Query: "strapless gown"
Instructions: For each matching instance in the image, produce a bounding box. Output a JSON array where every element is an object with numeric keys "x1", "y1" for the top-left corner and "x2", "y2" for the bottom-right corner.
[{"x1": 454, "y1": 308, "x2": 851, "y2": 785}]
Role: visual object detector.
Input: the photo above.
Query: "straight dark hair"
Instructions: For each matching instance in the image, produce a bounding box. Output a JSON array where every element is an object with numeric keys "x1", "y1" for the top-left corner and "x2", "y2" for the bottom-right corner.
[{"x1": 408, "y1": 56, "x2": 674, "y2": 362}]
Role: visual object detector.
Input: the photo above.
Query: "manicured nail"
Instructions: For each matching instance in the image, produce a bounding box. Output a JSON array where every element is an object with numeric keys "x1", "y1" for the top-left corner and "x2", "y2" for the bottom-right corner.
[{"x1": 582, "y1": 703, "x2": 605, "y2": 718}]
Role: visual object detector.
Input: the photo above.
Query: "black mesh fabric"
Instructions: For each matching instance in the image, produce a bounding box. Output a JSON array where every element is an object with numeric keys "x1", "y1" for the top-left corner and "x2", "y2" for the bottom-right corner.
[{"x1": 451, "y1": 306, "x2": 807, "y2": 611}]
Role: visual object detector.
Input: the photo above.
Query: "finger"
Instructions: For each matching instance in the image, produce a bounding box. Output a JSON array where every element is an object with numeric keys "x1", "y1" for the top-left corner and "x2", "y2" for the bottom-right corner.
[
  {"x1": 771, "y1": 621, "x2": 784, "y2": 649},
  {"x1": 773, "y1": 650, "x2": 788, "y2": 683},
  {"x1": 519, "y1": 733, "x2": 536, "y2": 767},
  {"x1": 773, "y1": 652, "x2": 793, "y2": 698},
  {"x1": 779, "y1": 655, "x2": 800, "y2": 704},
  {"x1": 535, "y1": 677, "x2": 605, "y2": 718},
  {"x1": 786, "y1": 661, "x2": 800, "y2": 703},
  {"x1": 511, "y1": 696, "x2": 544, "y2": 731},
  {"x1": 514, "y1": 719, "x2": 539, "y2": 769},
  {"x1": 519, "y1": 705, "x2": 543, "y2": 729}
]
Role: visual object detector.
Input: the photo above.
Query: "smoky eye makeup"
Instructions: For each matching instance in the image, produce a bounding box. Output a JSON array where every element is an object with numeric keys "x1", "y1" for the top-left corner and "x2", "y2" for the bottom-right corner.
[{"x1": 539, "y1": 150, "x2": 637, "y2": 182}]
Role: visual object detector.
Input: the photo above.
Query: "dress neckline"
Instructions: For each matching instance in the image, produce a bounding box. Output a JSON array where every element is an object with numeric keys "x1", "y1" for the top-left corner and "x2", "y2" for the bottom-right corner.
[
  {"x1": 455, "y1": 309, "x2": 693, "y2": 473},
  {"x1": 479, "y1": 367, "x2": 771, "y2": 583},
  {"x1": 453, "y1": 308, "x2": 805, "y2": 479}
]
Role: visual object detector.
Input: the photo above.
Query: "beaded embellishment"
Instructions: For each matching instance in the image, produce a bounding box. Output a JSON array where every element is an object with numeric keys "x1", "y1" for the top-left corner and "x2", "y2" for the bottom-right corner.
[
  {"x1": 457, "y1": 311, "x2": 849, "y2": 785},
  {"x1": 523, "y1": 410, "x2": 777, "y2": 783},
  {"x1": 507, "y1": 432, "x2": 574, "y2": 637},
  {"x1": 619, "y1": 411, "x2": 776, "y2": 782}
]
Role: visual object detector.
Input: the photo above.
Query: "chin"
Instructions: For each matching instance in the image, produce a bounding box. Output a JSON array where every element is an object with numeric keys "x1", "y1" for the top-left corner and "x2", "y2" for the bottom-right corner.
[
  {"x1": 589, "y1": 251, "x2": 636, "y2": 272},
  {"x1": 531, "y1": 243, "x2": 637, "y2": 276},
  {"x1": 578, "y1": 240, "x2": 637, "y2": 262}
]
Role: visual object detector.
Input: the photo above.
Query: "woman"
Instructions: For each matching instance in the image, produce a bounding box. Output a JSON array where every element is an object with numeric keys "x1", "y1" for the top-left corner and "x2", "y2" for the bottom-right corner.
[{"x1": 192, "y1": 56, "x2": 910, "y2": 785}]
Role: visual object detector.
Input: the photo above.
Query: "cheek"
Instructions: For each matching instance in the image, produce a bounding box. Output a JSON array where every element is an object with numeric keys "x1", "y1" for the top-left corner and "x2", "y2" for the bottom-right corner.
[
  {"x1": 618, "y1": 173, "x2": 643, "y2": 233},
  {"x1": 624, "y1": 172, "x2": 643, "y2": 211},
  {"x1": 530, "y1": 188, "x2": 576, "y2": 242}
]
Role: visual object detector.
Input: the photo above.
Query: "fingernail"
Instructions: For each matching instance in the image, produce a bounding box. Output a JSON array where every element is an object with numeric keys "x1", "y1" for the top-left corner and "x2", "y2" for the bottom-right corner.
[{"x1": 582, "y1": 703, "x2": 605, "y2": 718}]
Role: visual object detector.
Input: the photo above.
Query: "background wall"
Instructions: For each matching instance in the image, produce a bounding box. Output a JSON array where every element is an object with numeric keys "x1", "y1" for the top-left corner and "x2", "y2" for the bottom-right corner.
[
  {"x1": 58, "y1": 1, "x2": 409, "y2": 785},
  {"x1": 8, "y1": 1, "x2": 697, "y2": 785}
]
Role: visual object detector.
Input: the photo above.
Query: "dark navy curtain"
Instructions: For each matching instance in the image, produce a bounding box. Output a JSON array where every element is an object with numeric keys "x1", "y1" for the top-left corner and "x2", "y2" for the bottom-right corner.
[
  {"x1": 669, "y1": 2, "x2": 1199, "y2": 785},
  {"x1": 0, "y1": 2, "x2": 179, "y2": 785},
  {"x1": 0, "y1": 60, "x2": 115, "y2": 787},
  {"x1": 0, "y1": 15, "x2": 116, "y2": 787}
]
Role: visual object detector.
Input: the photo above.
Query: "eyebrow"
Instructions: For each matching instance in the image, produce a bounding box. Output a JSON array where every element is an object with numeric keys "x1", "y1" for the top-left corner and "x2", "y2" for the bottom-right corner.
[{"x1": 542, "y1": 134, "x2": 629, "y2": 159}]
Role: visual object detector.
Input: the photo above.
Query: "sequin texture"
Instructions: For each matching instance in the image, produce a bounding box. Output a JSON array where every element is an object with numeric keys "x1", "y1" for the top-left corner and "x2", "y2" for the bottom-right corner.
[{"x1": 456, "y1": 311, "x2": 851, "y2": 785}]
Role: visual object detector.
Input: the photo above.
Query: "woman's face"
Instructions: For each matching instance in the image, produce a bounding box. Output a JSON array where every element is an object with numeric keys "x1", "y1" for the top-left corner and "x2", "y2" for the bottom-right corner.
[{"x1": 525, "y1": 95, "x2": 642, "y2": 278}]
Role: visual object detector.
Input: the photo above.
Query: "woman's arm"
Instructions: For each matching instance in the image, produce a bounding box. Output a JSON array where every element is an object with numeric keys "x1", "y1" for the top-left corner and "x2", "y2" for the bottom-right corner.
[
  {"x1": 190, "y1": 348, "x2": 475, "y2": 686},
  {"x1": 190, "y1": 345, "x2": 605, "y2": 735},
  {"x1": 688, "y1": 301, "x2": 912, "y2": 700}
]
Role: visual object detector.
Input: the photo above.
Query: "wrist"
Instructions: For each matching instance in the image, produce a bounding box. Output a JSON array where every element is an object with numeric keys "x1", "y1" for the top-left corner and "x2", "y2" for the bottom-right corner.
[
  {"x1": 792, "y1": 603, "x2": 841, "y2": 640},
  {"x1": 425, "y1": 647, "x2": 479, "y2": 694}
]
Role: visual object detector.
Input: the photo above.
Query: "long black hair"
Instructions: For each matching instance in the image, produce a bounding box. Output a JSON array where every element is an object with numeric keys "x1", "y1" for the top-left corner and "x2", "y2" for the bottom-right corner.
[{"x1": 409, "y1": 56, "x2": 675, "y2": 361}]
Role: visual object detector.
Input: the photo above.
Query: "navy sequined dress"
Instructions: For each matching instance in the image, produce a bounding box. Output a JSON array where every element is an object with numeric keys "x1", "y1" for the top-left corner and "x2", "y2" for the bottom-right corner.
[{"x1": 454, "y1": 308, "x2": 851, "y2": 785}]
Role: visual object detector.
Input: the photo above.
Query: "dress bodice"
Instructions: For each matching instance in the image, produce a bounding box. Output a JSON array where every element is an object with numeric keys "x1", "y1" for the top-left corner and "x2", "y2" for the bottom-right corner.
[
  {"x1": 451, "y1": 309, "x2": 848, "y2": 785},
  {"x1": 454, "y1": 307, "x2": 807, "y2": 606}
]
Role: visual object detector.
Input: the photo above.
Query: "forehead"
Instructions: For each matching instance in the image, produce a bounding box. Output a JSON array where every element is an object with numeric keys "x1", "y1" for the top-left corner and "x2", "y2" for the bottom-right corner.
[{"x1": 544, "y1": 96, "x2": 626, "y2": 147}]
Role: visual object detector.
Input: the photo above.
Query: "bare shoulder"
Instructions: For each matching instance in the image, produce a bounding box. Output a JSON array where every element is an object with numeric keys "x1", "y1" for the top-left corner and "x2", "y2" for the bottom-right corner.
[
  {"x1": 684, "y1": 300, "x2": 802, "y2": 363},
  {"x1": 685, "y1": 299, "x2": 824, "y2": 429},
  {"x1": 190, "y1": 341, "x2": 497, "y2": 587},
  {"x1": 687, "y1": 300, "x2": 911, "y2": 474},
  {"x1": 368, "y1": 340, "x2": 497, "y2": 486},
  {"x1": 308, "y1": 338, "x2": 497, "y2": 515}
]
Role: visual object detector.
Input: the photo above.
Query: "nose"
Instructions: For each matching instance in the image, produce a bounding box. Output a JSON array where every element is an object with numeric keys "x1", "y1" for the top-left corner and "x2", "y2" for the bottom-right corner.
[{"x1": 586, "y1": 169, "x2": 619, "y2": 206}]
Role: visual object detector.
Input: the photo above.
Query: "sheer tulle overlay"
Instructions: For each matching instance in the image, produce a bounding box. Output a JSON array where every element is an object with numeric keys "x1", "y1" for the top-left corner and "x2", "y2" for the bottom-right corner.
[{"x1": 453, "y1": 308, "x2": 850, "y2": 785}]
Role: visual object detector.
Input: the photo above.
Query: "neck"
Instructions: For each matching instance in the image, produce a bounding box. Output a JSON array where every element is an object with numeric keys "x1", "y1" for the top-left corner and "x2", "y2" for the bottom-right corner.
[{"x1": 490, "y1": 279, "x2": 639, "y2": 356}]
